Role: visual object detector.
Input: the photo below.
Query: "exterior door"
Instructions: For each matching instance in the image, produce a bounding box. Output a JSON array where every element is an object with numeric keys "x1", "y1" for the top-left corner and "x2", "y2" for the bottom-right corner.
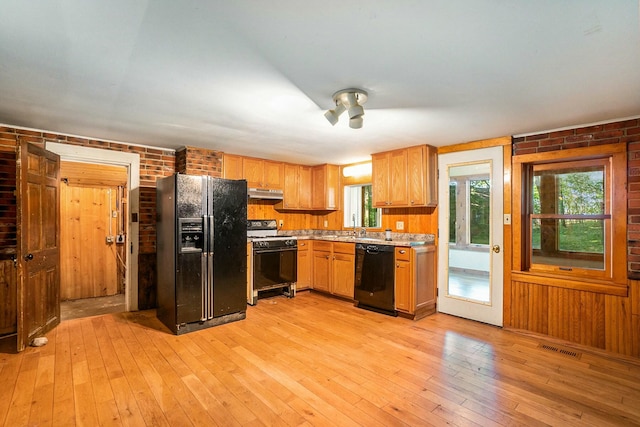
[
  {"x1": 17, "y1": 141, "x2": 61, "y2": 351},
  {"x1": 437, "y1": 146, "x2": 504, "y2": 326}
]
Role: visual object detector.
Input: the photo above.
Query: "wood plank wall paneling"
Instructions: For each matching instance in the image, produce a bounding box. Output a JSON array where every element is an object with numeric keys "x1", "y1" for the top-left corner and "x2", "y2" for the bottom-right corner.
[
  {"x1": 510, "y1": 277, "x2": 638, "y2": 355},
  {"x1": 60, "y1": 161, "x2": 127, "y2": 187},
  {"x1": 250, "y1": 200, "x2": 437, "y2": 234},
  {"x1": 60, "y1": 185, "x2": 119, "y2": 300}
]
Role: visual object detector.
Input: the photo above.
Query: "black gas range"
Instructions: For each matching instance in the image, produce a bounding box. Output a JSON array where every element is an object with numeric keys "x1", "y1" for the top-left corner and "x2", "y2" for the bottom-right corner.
[
  {"x1": 247, "y1": 219, "x2": 297, "y2": 305},
  {"x1": 247, "y1": 219, "x2": 297, "y2": 249}
]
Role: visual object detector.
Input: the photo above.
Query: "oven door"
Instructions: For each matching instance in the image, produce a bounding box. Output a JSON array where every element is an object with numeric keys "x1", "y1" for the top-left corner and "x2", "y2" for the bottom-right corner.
[{"x1": 252, "y1": 247, "x2": 297, "y2": 291}]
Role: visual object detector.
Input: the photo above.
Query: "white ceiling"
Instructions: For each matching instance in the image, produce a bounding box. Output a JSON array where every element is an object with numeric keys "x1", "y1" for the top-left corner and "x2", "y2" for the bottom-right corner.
[{"x1": 1, "y1": 1, "x2": 639, "y2": 165}]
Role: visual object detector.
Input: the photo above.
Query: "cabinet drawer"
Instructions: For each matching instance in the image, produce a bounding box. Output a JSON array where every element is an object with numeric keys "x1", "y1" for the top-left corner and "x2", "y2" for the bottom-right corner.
[
  {"x1": 333, "y1": 242, "x2": 355, "y2": 255},
  {"x1": 313, "y1": 241, "x2": 333, "y2": 252},
  {"x1": 395, "y1": 247, "x2": 411, "y2": 261}
]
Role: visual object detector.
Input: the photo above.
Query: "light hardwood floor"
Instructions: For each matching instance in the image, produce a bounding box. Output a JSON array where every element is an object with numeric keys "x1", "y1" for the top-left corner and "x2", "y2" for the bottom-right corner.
[{"x1": 1, "y1": 291, "x2": 639, "y2": 426}]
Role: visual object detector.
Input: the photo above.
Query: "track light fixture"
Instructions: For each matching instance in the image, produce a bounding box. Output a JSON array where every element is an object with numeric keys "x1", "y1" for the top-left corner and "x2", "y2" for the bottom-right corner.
[{"x1": 324, "y1": 88, "x2": 368, "y2": 129}]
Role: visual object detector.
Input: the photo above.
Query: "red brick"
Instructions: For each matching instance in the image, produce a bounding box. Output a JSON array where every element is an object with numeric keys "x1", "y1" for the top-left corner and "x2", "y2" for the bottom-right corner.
[
  {"x1": 575, "y1": 124, "x2": 603, "y2": 135},
  {"x1": 539, "y1": 137, "x2": 565, "y2": 147},
  {"x1": 548, "y1": 129, "x2": 575, "y2": 139},
  {"x1": 565, "y1": 134, "x2": 594, "y2": 143},
  {"x1": 627, "y1": 127, "x2": 640, "y2": 136},
  {"x1": 622, "y1": 135, "x2": 640, "y2": 144},
  {"x1": 513, "y1": 148, "x2": 538, "y2": 156},
  {"x1": 525, "y1": 133, "x2": 549, "y2": 141},
  {"x1": 604, "y1": 119, "x2": 638, "y2": 130}
]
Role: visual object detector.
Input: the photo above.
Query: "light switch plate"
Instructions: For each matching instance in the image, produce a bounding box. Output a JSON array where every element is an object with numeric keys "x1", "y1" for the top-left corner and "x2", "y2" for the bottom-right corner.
[{"x1": 504, "y1": 214, "x2": 511, "y2": 225}]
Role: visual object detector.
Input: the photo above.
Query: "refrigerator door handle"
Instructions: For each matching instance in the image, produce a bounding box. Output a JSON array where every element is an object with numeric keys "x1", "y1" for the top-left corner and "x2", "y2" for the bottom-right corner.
[
  {"x1": 200, "y1": 252, "x2": 207, "y2": 321},
  {"x1": 206, "y1": 214, "x2": 214, "y2": 320},
  {"x1": 208, "y1": 250, "x2": 214, "y2": 319},
  {"x1": 209, "y1": 215, "x2": 215, "y2": 254}
]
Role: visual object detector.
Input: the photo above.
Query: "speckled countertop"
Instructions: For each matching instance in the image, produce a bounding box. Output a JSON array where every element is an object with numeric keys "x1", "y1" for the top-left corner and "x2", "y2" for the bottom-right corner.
[{"x1": 283, "y1": 230, "x2": 435, "y2": 247}]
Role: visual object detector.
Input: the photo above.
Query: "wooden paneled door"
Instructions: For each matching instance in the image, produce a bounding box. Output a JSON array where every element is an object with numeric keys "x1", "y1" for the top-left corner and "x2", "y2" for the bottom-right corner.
[
  {"x1": 17, "y1": 141, "x2": 60, "y2": 351},
  {"x1": 59, "y1": 162, "x2": 127, "y2": 300}
]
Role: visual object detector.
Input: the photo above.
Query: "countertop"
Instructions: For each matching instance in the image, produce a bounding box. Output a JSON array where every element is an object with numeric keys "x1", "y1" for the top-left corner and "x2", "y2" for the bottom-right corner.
[{"x1": 288, "y1": 230, "x2": 435, "y2": 247}]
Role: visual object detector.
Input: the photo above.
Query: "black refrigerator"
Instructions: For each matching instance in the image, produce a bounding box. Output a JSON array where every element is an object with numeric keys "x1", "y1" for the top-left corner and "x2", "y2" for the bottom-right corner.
[{"x1": 156, "y1": 174, "x2": 247, "y2": 334}]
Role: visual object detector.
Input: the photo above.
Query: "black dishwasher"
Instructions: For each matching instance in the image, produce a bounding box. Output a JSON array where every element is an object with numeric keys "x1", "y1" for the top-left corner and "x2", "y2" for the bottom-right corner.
[{"x1": 354, "y1": 243, "x2": 397, "y2": 316}]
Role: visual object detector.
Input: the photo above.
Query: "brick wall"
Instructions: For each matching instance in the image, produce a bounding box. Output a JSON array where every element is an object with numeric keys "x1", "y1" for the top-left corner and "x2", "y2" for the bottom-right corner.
[
  {"x1": 0, "y1": 125, "x2": 176, "y2": 308},
  {"x1": 175, "y1": 145, "x2": 223, "y2": 176},
  {"x1": 0, "y1": 126, "x2": 229, "y2": 308},
  {"x1": 512, "y1": 118, "x2": 640, "y2": 277}
]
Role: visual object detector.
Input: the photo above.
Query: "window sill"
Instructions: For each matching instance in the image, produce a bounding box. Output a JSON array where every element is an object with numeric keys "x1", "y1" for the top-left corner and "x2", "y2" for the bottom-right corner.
[{"x1": 511, "y1": 271, "x2": 628, "y2": 297}]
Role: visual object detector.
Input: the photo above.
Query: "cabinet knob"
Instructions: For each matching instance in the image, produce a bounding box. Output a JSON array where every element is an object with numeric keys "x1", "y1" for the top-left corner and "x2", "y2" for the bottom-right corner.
[
  {"x1": 326, "y1": 255, "x2": 330, "y2": 259},
  {"x1": 396, "y1": 263, "x2": 399, "y2": 268}
]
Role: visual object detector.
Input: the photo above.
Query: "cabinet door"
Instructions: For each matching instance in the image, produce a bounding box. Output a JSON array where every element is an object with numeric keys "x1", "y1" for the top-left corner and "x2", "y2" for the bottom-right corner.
[
  {"x1": 311, "y1": 166, "x2": 326, "y2": 209},
  {"x1": 312, "y1": 250, "x2": 332, "y2": 292},
  {"x1": 389, "y1": 149, "x2": 408, "y2": 206},
  {"x1": 223, "y1": 154, "x2": 243, "y2": 180},
  {"x1": 243, "y1": 158, "x2": 264, "y2": 188},
  {"x1": 283, "y1": 164, "x2": 299, "y2": 209},
  {"x1": 263, "y1": 160, "x2": 284, "y2": 189},
  {"x1": 424, "y1": 145, "x2": 438, "y2": 207},
  {"x1": 297, "y1": 241, "x2": 311, "y2": 290},
  {"x1": 298, "y1": 166, "x2": 312, "y2": 209},
  {"x1": 407, "y1": 146, "x2": 426, "y2": 206},
  {"x1": 372, "y1": 153, "x2": 389, "y2": 207},
  {"x1": 325, "y1": 164, "x2": 340, "y2": 210},
  {"x1": 332, "y1": 253, "x2": 355, "y2": 298},
  {"x1": 395, "y1": 248, "x2": 412, "y2": 313}
]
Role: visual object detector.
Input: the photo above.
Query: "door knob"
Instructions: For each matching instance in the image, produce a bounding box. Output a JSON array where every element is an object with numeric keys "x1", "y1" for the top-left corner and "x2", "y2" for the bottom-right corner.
[
  {"x1": 492, "y1": 245, "x2": 501, "y2": 254},
  {"x1": 24, "y1": 253, "x2": 34, "y2": 261}
]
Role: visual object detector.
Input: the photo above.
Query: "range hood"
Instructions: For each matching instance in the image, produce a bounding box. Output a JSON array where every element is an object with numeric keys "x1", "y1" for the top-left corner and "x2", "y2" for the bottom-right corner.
[{"x1": 247, "y1": 187, "x2": 284, "y2": 200}]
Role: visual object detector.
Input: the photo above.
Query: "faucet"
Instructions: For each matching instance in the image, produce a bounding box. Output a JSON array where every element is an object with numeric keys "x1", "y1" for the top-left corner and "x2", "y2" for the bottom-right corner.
[{"x1": 352, "y1": 214, "x2": 357, "y2": 236}]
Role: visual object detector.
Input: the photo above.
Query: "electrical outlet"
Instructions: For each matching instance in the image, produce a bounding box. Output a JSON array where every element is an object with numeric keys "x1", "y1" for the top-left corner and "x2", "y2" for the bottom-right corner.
[
  {"x1": 106, "y1": 235, "x2": 114, "y2": 244},
  {"x1": 504, "y1": 214, "x2": 511, "y2": 225},
  {"x1": 396, "y1": 221, "x2": 404, "y2": 230},
  {"x1": 116, "y1": 234, "x2": 125, "y2": 244}
]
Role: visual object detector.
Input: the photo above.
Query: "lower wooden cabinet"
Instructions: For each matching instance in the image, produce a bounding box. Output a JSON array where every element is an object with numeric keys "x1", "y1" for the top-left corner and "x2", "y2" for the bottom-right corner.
[
  {"x1": 395, "y1": 245, "x2": 436, "y2": 319},
  {"x1": 311, "y1": 241, "x2": 355, "y2": 298},
  {"x1": 297, "y1": 240, "x2": 311, "y2": 290}
]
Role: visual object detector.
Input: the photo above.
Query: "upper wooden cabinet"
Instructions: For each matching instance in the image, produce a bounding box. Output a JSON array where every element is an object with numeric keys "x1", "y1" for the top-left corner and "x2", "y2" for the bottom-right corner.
[
  {"x1": 243, "y1": 158, "x2": 284, "y2": 189},
  {"x1": 372, "y1": 144, "x2": 437, "y2": 208},
  {"x1": 312, "y1": 164, "x2": 340, "y2": 210},
  {"x1": 223, "y1": 154, "x2": 284, "y2": 190},
  {"x1": 223, "y1": 154, "x2": 243, "y2": 180},
  {"x1": 281, "y1": 164, "x2": 312, "y2": 210}
]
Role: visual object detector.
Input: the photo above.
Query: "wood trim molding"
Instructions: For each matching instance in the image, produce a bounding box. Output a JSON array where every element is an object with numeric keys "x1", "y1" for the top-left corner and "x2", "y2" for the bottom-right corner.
[
  {"x1": 437, "y1": 136, "x2": 511, "y2": 154},
  {"x1": 511, "y1": 271, "x2": 628, "y2": 297}
]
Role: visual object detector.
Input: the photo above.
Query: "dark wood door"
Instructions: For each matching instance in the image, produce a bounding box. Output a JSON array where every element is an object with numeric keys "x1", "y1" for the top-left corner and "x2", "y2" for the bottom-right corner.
[{"x1": 17, "y1": 141, "x2": 60, "y2": 351}]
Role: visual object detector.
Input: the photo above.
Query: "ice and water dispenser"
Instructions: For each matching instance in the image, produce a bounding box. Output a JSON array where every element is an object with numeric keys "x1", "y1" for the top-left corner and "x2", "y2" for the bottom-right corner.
[{"x1": 178, "y1": 218, "x2": 204, "y2": 253}]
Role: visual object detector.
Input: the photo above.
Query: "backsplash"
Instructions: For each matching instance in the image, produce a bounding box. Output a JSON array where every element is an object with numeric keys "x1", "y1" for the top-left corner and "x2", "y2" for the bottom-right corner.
[{"x1": 283, "y1": 229, "x2": 435, "y2": 243}]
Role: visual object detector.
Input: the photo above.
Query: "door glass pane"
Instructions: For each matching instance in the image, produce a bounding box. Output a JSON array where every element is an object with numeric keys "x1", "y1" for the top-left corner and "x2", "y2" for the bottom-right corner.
[{"x1": 447, "y1": 162, "x2": 491, "y2": 303}]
